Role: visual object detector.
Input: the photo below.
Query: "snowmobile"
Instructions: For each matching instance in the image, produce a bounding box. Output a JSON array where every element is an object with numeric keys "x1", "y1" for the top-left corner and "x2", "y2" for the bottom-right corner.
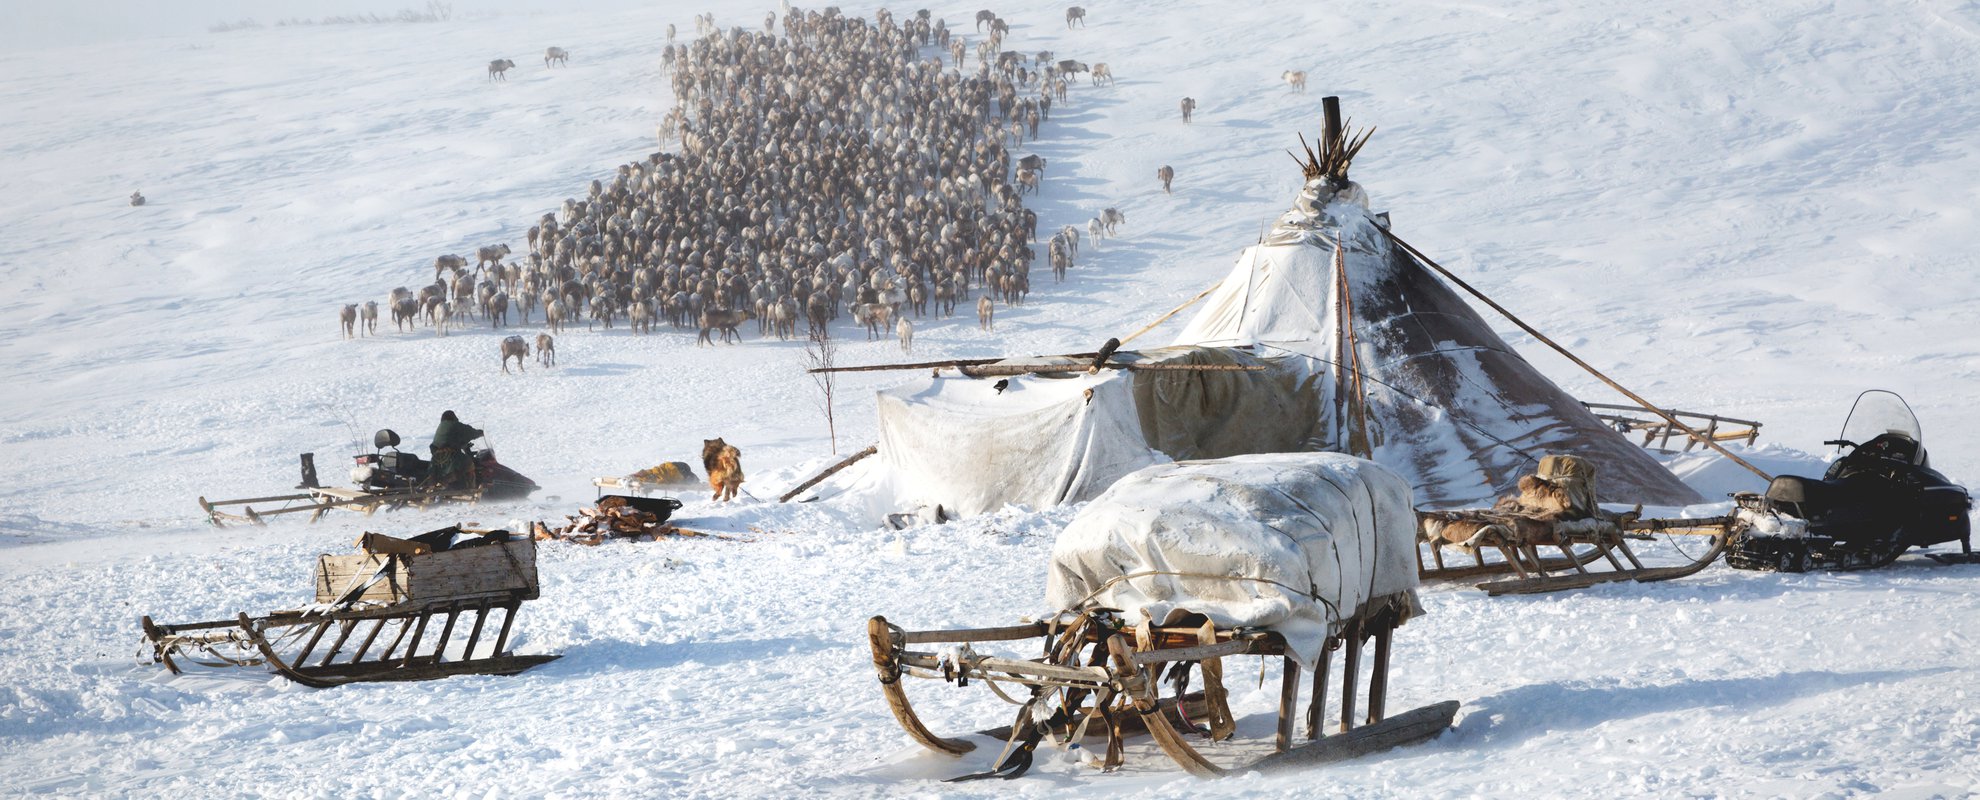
[
  {"x1": 1727, "y1": 390, "x2": 1973, "y2": 571},
  {"x1": 198, "y1": 428, "x2": 539, "y2": 526},
  {"x1": 346, "y1": 428, "x2": 539, "y2": 500}
]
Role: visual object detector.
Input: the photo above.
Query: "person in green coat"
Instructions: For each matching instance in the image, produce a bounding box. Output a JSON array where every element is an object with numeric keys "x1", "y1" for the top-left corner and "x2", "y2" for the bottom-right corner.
[{"x1": 428, "y1": 410, "x2": 484, "y2": 490}]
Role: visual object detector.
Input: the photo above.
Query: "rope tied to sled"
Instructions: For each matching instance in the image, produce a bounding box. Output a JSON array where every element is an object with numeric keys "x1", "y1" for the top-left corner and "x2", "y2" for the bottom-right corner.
[{"x1": 1067, "y1": 570, "x2": 1342, "y2": 624}]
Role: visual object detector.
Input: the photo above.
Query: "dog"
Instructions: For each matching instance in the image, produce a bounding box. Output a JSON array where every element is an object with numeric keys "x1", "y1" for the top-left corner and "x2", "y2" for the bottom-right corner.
[{"x1": 703, "y1": 437, "x2": 745, "y2": 501}]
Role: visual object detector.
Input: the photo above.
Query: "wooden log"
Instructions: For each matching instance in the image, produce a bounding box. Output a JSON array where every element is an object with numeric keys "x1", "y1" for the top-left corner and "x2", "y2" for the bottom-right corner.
[{"x1": 779, "y1": 444, "x2": 879, "y2": 502}]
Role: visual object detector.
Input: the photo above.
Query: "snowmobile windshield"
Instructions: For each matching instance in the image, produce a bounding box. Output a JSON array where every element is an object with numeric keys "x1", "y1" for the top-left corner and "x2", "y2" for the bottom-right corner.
[{"x1": 1839, "y1": 390, "x2": 1923, "y2": 453}]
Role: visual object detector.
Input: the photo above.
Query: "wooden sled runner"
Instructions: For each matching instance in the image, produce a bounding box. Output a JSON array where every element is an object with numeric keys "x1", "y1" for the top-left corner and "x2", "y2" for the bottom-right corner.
[
  {"x1": 199, "y1": 485, "x2": 484, "y2": 528},
  {"x1": 869, "y1": 602, "x2": 1457, "y2": 779},
  {"x1": 1416, "y1": 455, "x2": 1730, "y2": 595},
  {"x1": 142, "y1": 529, "x2": 559, "y2": 687}
]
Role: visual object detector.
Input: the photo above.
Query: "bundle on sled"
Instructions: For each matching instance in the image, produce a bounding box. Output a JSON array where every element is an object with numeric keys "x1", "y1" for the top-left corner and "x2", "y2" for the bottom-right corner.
[
  {"x1": 593, "y1": 461, "x2": 701, "y2": 497},
  {"x1": 869, "y1": 453, "x2": 1458, "y2": 779},
  {"x1": 141, "y1": 526, "x2": 559, "y2": 687},
  {"x1": 1417, "y1": 454, "x2": 1731, "y2": 595},
  {"x1": 1728, "y1": 390, "x2": 1974, "y2": 572},
  {"x1": 199, "y1": 428, "x2": 538, "y2": 527},
  {"x1": 532, "y1": 494, "x2": 707, "y2": 545}
]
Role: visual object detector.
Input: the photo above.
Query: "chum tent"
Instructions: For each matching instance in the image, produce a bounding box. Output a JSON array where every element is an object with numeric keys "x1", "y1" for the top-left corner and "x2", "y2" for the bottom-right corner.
[{"x1": 1170, "y1": 176, "x2": 1703, "y2": 508}]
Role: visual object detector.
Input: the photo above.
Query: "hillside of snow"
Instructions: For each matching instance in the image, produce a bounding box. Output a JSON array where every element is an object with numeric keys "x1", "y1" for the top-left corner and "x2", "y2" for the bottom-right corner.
[{"x1": 4, "y1": 0, "x2": 1980, "y2": 796}]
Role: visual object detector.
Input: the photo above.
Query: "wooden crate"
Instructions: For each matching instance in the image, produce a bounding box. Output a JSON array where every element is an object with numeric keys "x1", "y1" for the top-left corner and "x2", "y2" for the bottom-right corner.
[{"x1": 315, "y1": 538, "x2": 539, "y2": 606}]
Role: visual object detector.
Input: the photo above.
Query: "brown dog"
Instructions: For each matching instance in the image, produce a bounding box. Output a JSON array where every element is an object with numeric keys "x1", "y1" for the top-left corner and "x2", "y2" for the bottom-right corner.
[{"x1": 702, "y1": 438, "x2": 744, "y2": 501}]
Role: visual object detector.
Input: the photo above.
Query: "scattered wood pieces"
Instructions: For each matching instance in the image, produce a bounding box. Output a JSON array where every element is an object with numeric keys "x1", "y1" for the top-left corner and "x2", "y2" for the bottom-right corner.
[{"x1": 533, "y1": 500, "x2": 726, "y2": 545}]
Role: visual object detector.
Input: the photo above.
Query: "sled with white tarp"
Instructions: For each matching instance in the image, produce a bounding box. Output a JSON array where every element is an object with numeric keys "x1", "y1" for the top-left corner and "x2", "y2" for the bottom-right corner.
[{"x1": 868, "y1": 453, "x2": 1458, "y2": 779}]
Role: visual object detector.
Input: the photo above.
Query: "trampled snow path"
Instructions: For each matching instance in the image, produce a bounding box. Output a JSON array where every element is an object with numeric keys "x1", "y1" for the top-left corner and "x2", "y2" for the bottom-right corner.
[{"x1": 4, "y1": 0, "x2": 1980, "y2": 795}]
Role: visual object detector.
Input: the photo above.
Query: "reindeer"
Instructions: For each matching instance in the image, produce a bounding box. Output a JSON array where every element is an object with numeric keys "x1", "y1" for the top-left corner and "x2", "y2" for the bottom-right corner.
[
  {"x1": 339, "y1": 304, "x2": 358, "y2": 339},
  {"x1": 476, "y1": 243, "x2": 511, "y2": 271},
  {"x1": 1065, "y1": 6, "x2": 1086, "y2": 27},
  {"x1": 1179, "y1": 97, "x2": 1196, "y2": 123},
  {"x1": 1156, "y1": 165, "x2": 1174, "y2": 194},
  {"x1": 1088, "y1": 217, "x2": 1105, "y2": 248},
  {"x1": 546, "y1": 298, "x2": 567, "y2": 334},
  {"x1": 536, "y1": 333, "x2": 556, "y2": 366},
  {"x1": 1101, "y1": 207, "x2": 1126, "y2": 234},
  {"x1": 975, "y1": 9, "x2": 996, "y2": 30},
  {"x1": 500, "y1": 335, "x2": 529, "y2": 373},
  {"x1": 1090, "y1": 63, "x2": 1114, "y2": 86},
  {"x1": 698, "y1": 309, "x2": 752, "y2": 345},
  {"x1": 1015, "y1": 168, "x2": 1040, "y2": 195},
  {"x1": 488, "y1": 58, "x2": 516, "y2": 81},
  {"x1": 393, "y1": 298, "x2": 420, "y2": 332},
  {"x1": 434, "y1": 254, "x2": 467, "y2": 279},
  {"x1": 129, "y1": 190, "x2": 146, "y2": 206},
  {"x1": 1281, "y1": 70, "x2": 1307, "y2": 93},
  {"x1": 485, "y1": 291, "x2": 510, "y2": 328},
  {"x1": 435, "y1": 301, "x2": 453, "y2": 336},
  {"x1": 544, "y1": 47, "x2": 569, "y2": 67},
  {"x1": 361, "y1": 300, "x2": 378, "y2": 335},
  {"x1": 897, "y1": 316, "x2": 914, "y2": 353},
  {"x1": 977, "y1": 295, "x2": 994, "y2": 331}
]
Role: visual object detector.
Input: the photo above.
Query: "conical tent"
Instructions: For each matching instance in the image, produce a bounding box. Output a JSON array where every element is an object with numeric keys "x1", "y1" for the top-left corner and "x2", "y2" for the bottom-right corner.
[{"x1": 1173, "y1": 178, "x2": 1704, "y2": 508}]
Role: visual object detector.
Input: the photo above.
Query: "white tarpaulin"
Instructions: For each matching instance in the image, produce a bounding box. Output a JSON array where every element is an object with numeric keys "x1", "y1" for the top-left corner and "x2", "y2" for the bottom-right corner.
[
  {"x1": 875, "y1": 371, "x2": 1166, "y2": 517},
  {"x1": 1043, "y1": 452, "x2": 1420, "y2": 670}
]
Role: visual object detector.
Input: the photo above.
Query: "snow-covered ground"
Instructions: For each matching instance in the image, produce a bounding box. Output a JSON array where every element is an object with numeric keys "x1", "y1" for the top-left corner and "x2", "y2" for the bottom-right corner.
[{"x1": 5, "y1": 0, "x2": 1980, "y2": 795}]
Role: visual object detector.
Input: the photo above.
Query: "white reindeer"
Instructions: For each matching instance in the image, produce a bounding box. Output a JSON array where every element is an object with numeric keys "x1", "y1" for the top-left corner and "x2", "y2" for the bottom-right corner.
[
  {"x1": 897, "y1": 315, "x2": 914, "y2": 353},
  {"x1": 544, "y1": 47, "x2": 569, "y2": 67},
  {"x1": 1281, "y1": 70, "x2": 1307, "y2": 93}
]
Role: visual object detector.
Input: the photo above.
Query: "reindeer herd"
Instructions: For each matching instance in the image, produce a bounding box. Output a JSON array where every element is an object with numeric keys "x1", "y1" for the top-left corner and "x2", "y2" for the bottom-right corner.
[{"x1": 342, "y1": 5, "x2": 1317, "y2": 372}]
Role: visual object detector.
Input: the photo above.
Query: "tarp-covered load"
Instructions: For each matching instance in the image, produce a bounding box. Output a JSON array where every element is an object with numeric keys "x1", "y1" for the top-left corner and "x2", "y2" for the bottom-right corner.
[
  {"x1": 1172, "y1": 177, "x2": 1704, "y2": 508},
  {"x1": 1044, "y1": 452, "x2": 1420, "y2": 669}
]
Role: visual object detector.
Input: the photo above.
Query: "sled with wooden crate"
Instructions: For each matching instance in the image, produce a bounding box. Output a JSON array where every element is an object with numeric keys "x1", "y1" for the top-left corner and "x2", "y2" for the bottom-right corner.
[
  {"x1": 141, "y1": 526, "x2": 559, "y2": 687},
  {"x1": 1416, "y1": 454, "x2": 1732, "y2": 596},
  {"x1": 869, "y1": 453, "x2": 1458, "y2": 779}
]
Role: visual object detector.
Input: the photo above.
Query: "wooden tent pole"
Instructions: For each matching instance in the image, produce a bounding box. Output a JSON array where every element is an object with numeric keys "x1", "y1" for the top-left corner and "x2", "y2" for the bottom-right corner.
[
  {"x1": 1375, "y1": 227, "x2": 1773, "y2": 483},
  {"x1": 1335, "y1": 235, "x2": 1373, "y2": 458},
  {"x1": 779, "y1": 444, "x2": 878, "y2": 502},
  {"x1": 956, "y1": 363, "x2": 1263, "y2": 377},
  {"x1": 1119, "y1": 282, "x2": 1221, "y2": 346}
]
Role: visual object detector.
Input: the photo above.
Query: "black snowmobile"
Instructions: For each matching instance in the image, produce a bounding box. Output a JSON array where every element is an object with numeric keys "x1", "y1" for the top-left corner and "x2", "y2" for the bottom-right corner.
[
  {"x1": 1728, "y1": 390, "x2": 1973, "y2": 571},
  {"x1": 344, "y1": 428, "x2": 540, "y2": 501}
]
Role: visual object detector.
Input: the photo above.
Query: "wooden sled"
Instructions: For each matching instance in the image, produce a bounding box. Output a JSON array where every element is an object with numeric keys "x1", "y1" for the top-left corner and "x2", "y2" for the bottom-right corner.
[
  {"x1": 199, "y1": 484, "x2": 484, "y2": 528},
  {"x1": 1418, "y1": 511, "x2": 1732, "y2": 596},
  {"x1": 142, "y1": 532, "x2": 558, "y2": 687},
  {"x1": 868, "y1": 599, "x2": 1457, "y2": 780}
]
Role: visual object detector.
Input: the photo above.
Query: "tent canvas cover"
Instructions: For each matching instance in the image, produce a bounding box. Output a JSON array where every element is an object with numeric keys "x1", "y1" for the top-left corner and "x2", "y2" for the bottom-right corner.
[
  {"x1": 1172, "y1": 177, "x2": 1703, "y2": 508},
  {"x1": 851, "y1": 171, "x2": 1701, "y2": 517}
]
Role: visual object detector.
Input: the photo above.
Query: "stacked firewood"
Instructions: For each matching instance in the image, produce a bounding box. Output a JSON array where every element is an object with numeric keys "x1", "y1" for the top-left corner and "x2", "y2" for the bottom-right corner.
[{"x1": 533, "y1": 497, "x2": 706, "y2": 546}]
